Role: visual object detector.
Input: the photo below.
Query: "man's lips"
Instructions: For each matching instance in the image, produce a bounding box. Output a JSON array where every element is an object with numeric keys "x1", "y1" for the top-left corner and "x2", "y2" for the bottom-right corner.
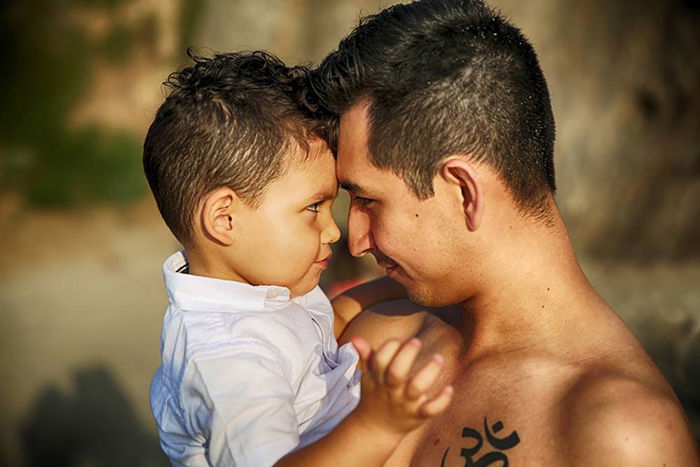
[{"x1": 373, "y1": 252, "x2": 398, "y2": 270}]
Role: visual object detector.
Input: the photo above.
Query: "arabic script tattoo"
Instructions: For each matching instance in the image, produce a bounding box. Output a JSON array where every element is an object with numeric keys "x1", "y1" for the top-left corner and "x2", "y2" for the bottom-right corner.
[{"x1": 440, "y1": 418, "x2": 520, "y2": 466}]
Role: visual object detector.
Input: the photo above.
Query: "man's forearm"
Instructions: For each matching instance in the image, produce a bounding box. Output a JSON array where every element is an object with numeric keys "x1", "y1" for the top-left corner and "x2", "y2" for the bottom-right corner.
[{"x1": 332, "y1": 276, "x2": 407, "y2": 338}]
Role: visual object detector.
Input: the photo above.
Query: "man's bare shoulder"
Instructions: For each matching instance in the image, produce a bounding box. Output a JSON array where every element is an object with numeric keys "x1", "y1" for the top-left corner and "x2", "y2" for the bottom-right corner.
[{"x1": 561, "y1": 370, "x2": 699, "y2": 466}]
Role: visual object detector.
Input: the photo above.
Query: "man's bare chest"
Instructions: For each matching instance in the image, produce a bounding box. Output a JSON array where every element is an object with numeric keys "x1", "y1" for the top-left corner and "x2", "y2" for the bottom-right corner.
[
  {"x1": 389, "y1": 360, "x2": 576, "y2": 466},
  {"x1": 410, "y1": 400, "x2": 553, "y2": 465}
]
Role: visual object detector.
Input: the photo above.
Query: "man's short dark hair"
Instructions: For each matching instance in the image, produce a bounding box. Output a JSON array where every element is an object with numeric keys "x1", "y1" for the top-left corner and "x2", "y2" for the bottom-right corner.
[
  {"x1": 311, "y1": 0, "x2": 556, "y2": 216},
  {"x1": 144, "y1": 50, "x2": 324, "y2": 245}
]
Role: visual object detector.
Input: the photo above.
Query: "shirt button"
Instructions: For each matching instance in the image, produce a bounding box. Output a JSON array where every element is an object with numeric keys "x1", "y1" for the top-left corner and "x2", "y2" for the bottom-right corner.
[{"x1": 267, "y1": 290, "x2": 279, "y2": 299}]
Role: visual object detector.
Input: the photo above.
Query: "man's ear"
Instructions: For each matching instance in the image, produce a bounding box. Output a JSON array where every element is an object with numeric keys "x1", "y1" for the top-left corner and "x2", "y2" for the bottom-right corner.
[
  {"x1": 199, "y1": 187, "x2": 238, "y2": 246},
  {"x1": 440, "y1": 157, "x2": 483, "y2": 231}
]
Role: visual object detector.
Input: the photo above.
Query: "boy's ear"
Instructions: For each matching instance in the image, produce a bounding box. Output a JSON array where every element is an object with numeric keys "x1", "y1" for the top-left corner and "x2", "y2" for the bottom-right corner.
[
  {"x1": 199, "y1": 187, "x2": 238, "y2": 246},
  {"x1": 440, "y1": 157, "x2": 483, "y2": 231}
]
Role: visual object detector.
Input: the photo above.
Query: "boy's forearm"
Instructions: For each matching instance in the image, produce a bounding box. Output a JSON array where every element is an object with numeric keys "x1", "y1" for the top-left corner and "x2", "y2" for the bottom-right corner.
[
  {"x1": 331, "y1": 277, "x2": 407, "y2": 338},
  {"x1": 275, "y1": 410, "x2": 402, "y2": 467}
]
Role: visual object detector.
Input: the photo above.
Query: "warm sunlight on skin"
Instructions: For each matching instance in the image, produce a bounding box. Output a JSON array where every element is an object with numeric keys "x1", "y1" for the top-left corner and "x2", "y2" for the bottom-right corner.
[
  {"x1": 226, "y1": 141, "x2": 341, "y2": 296},
  {"x1": 337, "y1": 102, "x2": 476, "y2": 307}
]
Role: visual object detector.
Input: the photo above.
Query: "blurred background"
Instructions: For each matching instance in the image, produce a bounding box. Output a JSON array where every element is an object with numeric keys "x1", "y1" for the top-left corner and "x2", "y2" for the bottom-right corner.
[{"x1": 1, "y1": 0, "x2": 698, "y2": 464}]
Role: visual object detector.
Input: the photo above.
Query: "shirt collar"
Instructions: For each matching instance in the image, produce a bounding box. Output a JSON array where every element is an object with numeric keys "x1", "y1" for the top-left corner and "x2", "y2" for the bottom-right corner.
[
  {"x1": 163, "y1": 250, "x2": 292, "y2": 312},
  {"x1": 162, "y1": 250, "x2": 326, "y2": 313}
]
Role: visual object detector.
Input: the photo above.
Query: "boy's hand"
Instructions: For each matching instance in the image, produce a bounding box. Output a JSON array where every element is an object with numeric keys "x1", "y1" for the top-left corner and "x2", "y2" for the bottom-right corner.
[{"x1": 350, "y1": 336, "x2": 454, "y2": 435}]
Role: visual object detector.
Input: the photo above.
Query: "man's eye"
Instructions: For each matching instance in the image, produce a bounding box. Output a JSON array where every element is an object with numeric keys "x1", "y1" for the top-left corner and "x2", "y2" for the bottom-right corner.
[
  {"x1": 353, "y1": 196, "x2": 373, "y2": 206},
  {"x1": 306, "y1": 202, "x2": 321, "y2": 212}
]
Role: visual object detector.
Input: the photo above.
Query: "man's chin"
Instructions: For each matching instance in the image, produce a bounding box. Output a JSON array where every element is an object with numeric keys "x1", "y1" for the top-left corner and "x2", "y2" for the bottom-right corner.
[
  {"x1": 406, "y1": 286, "x2": 445, "y2": 308},
  {"x1": 387, "y1": 271, "x2": 456, "y2": 307},
  {"x1": 400, "y1": 278, "x2": 465, "y2": 307}
]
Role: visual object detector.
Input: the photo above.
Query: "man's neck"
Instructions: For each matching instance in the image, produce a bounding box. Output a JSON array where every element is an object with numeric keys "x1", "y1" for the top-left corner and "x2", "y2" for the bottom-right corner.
[{"x1": 456, "y1": 212, "x2": 610, "y2": 360}]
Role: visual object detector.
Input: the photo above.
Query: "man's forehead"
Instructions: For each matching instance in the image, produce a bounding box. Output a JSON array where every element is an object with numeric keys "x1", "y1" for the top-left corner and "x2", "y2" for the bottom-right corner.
[
  {"x1": 340, "y1": 99, "x2": 371, "y2": 125},
  {"x1": 337, "y1": 103, "x2": 371, "y2": 172},
  {"x1": 336, "y1": 99, "x2": 410, "y2": 199}
]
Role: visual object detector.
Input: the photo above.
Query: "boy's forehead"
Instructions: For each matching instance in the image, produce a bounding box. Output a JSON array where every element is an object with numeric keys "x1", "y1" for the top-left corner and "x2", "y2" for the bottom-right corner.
[
  {"x1": 279, "y1": 147, "x2": 338, "y2": 199},
  {"x1": 283, "y1": 135, "x2": 333, "y2": 167}
]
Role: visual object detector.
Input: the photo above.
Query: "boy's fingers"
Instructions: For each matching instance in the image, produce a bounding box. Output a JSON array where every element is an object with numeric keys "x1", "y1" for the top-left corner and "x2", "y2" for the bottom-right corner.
[
  {"x1": 350, "y1": 337, "x2": 373, "y2": 371},
  {"x1": 405, "y1": 353, "x2": 444, "y2": 400},
  {"x1": 386, "y1": 338, "x2": 422, "y2": 388},
  {"x1": 419, "y1": 385, "x2": 454, "y2": 418},
  {"x1": 371, "y1": 339, "x2": 402, "y2": 384}
]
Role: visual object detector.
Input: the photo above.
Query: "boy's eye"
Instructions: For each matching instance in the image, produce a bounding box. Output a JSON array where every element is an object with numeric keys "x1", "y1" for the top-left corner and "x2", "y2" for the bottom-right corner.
[{"x1": 306, "y1": 202, "x2": 321, "y2": 212}]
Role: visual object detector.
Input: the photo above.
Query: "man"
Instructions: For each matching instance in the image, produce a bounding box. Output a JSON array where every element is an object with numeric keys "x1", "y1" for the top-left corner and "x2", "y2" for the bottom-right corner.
[{"x1": 311, "y1": 0, "x2": 700, "y2": 465}]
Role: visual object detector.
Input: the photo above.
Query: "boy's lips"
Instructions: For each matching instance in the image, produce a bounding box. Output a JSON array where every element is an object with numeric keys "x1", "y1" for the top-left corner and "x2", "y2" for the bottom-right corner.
[{"x1": 314, "y1": 253, "x2": 332, "y2": 266}]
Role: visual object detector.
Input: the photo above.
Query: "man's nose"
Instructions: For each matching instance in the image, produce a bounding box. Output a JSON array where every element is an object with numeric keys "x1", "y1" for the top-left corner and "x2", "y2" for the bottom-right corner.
[
  {"x1": 347, "y1": 208, "x2": 372, "y2": 257},
  {"x1": 321, "y1": 213, "x2": 341, "y2": 245}
]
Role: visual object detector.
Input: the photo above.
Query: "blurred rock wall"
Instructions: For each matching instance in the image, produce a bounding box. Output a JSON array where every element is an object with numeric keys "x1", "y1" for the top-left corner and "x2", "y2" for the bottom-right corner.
[
  {"x1": 194, "y1": 0, "x2": 399, "y2": 64},
  {"x1": 495, "y1": 0, "x2": 700, "y2": 261}
]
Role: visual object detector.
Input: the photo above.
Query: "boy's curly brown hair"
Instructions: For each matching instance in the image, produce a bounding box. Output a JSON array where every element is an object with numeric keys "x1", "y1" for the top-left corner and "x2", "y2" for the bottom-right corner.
[{"x1": 143, "y1": 50, "x2": 328, "y2": 246}]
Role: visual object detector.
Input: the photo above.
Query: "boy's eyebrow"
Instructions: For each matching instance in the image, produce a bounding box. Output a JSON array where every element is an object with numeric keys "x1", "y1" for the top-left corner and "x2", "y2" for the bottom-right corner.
[{"x1": 309, "y1": 186, "x2": 339, "y2": 201}]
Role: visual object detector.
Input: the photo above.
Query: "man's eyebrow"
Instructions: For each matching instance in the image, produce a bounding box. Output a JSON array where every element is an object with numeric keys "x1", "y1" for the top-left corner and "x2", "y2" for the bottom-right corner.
[{"x1": 339, "y1": 181, "x2": 366, "y2": 195}]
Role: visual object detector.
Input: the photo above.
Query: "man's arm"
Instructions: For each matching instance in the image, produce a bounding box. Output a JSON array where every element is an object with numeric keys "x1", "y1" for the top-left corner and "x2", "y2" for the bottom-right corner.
[
  {"x1": 564, "y1": 376, "x2": 700, "y2": 466},
  {"x1": 277, "y1": 337, "x2": 453, "y2": 466},
  {"x1": 331, "y1": 277, "x2": 406, "y2": 339}
]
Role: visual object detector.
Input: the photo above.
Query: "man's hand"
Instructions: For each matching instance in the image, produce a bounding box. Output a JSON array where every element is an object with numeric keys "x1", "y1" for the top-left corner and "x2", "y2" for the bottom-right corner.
[{"x1": 351, "y1": 336, "x2": 454, "y2": 435}]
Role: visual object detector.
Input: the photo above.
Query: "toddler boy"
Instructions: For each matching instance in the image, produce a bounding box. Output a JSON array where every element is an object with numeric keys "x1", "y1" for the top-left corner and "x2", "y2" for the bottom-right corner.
[{"x1": 144, "y1": 51, "x2": 453, "y2": 466}]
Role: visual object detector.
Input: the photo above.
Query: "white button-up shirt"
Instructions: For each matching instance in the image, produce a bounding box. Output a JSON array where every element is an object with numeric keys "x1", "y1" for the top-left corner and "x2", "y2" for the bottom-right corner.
[{"x1": 150, "y1": 251, "x2": 361, "y2": 466}]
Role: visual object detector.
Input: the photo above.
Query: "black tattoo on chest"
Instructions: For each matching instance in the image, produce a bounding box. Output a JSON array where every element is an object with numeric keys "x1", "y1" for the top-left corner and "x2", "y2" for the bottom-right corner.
[{"x1": 439, "y1": 418, "x2": 520, "y2": 466}]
